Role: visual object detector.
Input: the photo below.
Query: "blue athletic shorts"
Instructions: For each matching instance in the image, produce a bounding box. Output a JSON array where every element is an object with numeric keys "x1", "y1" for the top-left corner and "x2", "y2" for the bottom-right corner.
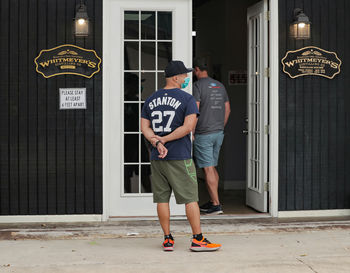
[{"x1": 193, "y1": 131, "x2": 224, "y2": 168}]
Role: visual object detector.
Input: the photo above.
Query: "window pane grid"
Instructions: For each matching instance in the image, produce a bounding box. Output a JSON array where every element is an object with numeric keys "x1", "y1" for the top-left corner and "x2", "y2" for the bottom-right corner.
[
  {"x1": 138, "y1": 11, "x2": 142, "y2": 193},
  {"x1": 155, "y1": 11, "x2": 158, "y2": 90},
  {"x1": 248, "y1": 16, "x2": 262, "y2": 192},
  {"x1": 122, "y1": 10, "x2": 172, "y2": 195}
]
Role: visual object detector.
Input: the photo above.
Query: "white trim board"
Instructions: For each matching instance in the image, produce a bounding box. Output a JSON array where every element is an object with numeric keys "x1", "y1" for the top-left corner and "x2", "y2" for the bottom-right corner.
[
  {"x1": 269, "y1": 0, "x2": 279, "y2": 218},
  {"x1": 109, "y1": 213, "x2": 271, "y2": 221},
  {"x1": 278, "y1": 210, "x2": 350, "y2": 218},
  {"x1": 0, "y1": 215, "x2": 103, "y2": 224},
  {"x1": 102, "y1": 0, "x2": 112, "y2": 222}
]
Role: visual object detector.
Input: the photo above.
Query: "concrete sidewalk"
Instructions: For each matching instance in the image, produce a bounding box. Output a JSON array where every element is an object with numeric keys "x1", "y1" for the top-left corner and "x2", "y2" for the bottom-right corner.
[
  {"x1": 1, "y1": 228, "x2": 350, "y2": 272},
  {"x1": 1, "y1": 218, "x2": 350, "y2": 272}
]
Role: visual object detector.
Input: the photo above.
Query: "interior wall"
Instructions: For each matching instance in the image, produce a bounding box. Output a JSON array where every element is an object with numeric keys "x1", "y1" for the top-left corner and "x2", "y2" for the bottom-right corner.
[{"x1": 194, "y1": 0, "x2": 260, "y2": 189}]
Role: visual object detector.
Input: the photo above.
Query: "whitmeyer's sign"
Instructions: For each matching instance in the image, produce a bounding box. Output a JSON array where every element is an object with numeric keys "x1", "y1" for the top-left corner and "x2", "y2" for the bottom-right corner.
[
  {"x1": 281, "y1": 46, "x2": 342, "y2": 79},
  {"x1": 35, "y1": 44, "x2": 101, "y2": 78}
]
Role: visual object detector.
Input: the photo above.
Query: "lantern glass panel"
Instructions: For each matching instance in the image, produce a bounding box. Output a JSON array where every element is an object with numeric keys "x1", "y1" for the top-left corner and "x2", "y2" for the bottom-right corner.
[
  {"x1": 75, "y1": 19, "x2": 89, "y2": 36},
  {"x1": 290, "y1": 22, "x2": 310, "y2": 39}
]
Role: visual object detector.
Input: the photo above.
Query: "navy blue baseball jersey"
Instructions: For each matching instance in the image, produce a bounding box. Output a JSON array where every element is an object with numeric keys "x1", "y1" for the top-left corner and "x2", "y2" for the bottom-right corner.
[{"x1": 141, "y1": 88, "x2": 199, "y2": 161}]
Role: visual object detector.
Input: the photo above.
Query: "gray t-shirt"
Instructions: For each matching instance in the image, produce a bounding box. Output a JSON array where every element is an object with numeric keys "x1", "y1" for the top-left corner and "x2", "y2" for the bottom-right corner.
[{"x1": 193, "y1": 77, "x2": 229, "y2": 135}]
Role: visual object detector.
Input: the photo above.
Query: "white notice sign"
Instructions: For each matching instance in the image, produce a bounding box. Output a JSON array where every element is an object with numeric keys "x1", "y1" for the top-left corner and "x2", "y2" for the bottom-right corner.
[{"x1": 59, "y1": 88, "x2": 86, "y2": 110}]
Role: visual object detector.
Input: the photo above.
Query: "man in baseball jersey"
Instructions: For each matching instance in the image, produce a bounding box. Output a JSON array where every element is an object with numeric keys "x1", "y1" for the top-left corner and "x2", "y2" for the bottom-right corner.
[{"x1": 141, "y1": 60, "x2": 221, "y2": 252}]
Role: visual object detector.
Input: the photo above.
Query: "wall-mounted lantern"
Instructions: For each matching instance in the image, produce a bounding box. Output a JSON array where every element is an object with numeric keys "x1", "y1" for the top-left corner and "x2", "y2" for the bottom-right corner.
[
  {"x1": 74, "y1": 1, "x2": 89, "y2": 37},
  {"x1": 290, "y1": 8, "x2": 311, "y2": 40}
]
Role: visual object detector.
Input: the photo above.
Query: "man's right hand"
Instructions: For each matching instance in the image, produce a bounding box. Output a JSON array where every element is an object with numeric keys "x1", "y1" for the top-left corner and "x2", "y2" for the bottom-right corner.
[{"x1": 157, "y1": 143, "x2": 168, "y2": 159}]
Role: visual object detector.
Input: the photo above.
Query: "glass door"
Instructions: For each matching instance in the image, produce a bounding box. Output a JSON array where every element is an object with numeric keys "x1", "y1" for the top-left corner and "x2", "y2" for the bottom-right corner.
[
  {"x1": 246, "y1": 0, "x2": 268, "y2": 212},
  {"x1": 123, "y1": 10, "x2": 173, "y2": 195}
]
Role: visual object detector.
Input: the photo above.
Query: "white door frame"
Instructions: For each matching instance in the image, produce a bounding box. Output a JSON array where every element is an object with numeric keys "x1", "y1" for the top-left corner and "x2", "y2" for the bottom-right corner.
[
  {"x1": 102, "y1": 0, "x2": 279, "y2": 220},
  {"x1": 269, "y1": 0, "x2": 279, "y2": 218},
  {"x1": 102, "y1": 0, "x2": 192, "y2": 218}
]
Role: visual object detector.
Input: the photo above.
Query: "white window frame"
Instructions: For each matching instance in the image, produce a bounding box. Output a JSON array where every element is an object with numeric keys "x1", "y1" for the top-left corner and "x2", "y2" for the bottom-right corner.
[{"x1": 121, "y1": 9, "x2": 174, "y2": 197}]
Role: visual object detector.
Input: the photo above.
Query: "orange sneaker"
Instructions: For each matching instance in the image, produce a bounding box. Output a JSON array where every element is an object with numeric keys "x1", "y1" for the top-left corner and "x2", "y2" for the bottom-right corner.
[
  {"x1": 162, "y1": 235, "x2": 174, "y2": 251},
  {"x1": 190, "y1": 237, "x2": 221, "y2": 252}
]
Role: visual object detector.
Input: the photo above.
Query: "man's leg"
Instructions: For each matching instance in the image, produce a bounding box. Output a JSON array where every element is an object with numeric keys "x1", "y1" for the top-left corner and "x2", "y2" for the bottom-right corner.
[
  {"x1": 203, "y1": 166, "x2": 220, "y2": 205},
  {"x1": 157, "y1": 203, "x2": 170, "y2": 235},
  {"x1": 186, "y1": 201, "x2": 221, "y2": 252},
  {"x1": 185, "y1": 202, "x2": 201, "y2": 234}
]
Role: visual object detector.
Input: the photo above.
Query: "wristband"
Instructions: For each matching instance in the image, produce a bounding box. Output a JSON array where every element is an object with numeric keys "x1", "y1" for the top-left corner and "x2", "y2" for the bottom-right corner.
[{"x1": 155, "y1": 140, "x2": 161, "y2": 147}]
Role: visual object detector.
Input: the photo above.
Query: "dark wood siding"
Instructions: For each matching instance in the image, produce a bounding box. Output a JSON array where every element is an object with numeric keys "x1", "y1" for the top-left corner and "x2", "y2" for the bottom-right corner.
[
  {"x1": 279, "y1": 0, "x2": 350, "y2": 210},
  {"x1": 0, "y1": 0, "x2": 102, "y2": 215}
]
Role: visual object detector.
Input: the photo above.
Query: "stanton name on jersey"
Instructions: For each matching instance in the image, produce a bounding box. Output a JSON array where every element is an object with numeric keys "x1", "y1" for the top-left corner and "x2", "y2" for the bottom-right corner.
[{"x1": 148, "y1": 96, "x2": 182, "y2": 110}]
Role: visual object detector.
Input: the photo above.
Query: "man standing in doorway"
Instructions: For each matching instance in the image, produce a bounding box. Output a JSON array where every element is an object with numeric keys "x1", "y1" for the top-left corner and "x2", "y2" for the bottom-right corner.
[
  {"x1": 141, "y1": 60, "x2": 221, "y2": 252},
  {"x1": 193, "y1": 58, "x2": 231, "y2": 215}
]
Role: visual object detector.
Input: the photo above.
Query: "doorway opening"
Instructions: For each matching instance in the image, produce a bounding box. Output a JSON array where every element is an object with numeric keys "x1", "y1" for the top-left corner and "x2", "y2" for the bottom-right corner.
[{"x1": 193, "y1": 0, "x2": 269, "y2": 215}]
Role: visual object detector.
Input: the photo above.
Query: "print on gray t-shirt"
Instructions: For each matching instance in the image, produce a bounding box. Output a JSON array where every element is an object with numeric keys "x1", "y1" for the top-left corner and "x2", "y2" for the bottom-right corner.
[{"x1": 193, "y1": 77, "x2": 229, "y2": 135}]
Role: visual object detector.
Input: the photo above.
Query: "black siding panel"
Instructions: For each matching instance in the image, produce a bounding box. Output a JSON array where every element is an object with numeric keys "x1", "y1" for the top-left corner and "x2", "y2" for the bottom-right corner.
[
  {"x1": 47, "y1": 0, "x2": 58, "y2": 214},
  {"x1": 294, "y1": 0, "x2": 304, "y2": 211},
  {"x1": 56, "y1": 0, "x2": 67, "y2": 215},
  {"x1": 18, "y1": 0, "x2": 29, "y2": 215},
  {"x1": 27, "y1": 0, "x2": 39, "y2": 214},
  {"x1": 64, "y1": 0, "x2": 77, "y2": 215},
  {"x1": 0, "y1": 0, "x2": 10, "y2": 215},
  {"x1": 0, "y1": 0, "x2": 103, "y2": 215},
  {"x1": 75, "y1": 37, "x2": 86, "y2": 214},
  {"x1": 302, "y1": 0, "x2": 313, "y2": 210},
  {"x1": 310, "y1": 0, "x2": 321, "y2": 210},
  {"x1": 84, "y1": 0, "x2": 96, "y2": 214},
  {"x1": 278, "y1": 0, "x2": 287, "y2": 211},
  {"x1": 328, "y1": 0, "x2": 337, "y2": 209},
  {"x1": 279, "y1": 0, "x2": 350, "y2": 210},
  {"x1": 345, "y1": 0, "x2": 350, "y2": 209},
  {"x1": 93, "y1": 0, "x2": 103, "y2": 214},
  {"x1": 9, "y1": 0, "x2": 20, "y2": 214},
  {"x1": 37, "y1": 0, "x2": 48, "y2": 214}
]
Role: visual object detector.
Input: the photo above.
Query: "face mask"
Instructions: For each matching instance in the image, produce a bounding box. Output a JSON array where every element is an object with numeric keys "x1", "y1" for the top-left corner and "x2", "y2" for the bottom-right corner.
[{"x1": 181, "y1": 77, "x2": 190, "y2": 89}]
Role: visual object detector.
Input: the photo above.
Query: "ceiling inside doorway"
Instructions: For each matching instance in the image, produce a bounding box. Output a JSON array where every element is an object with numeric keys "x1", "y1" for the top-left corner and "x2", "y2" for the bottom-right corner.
[{"x1": 193, "y1": 0, "x2": 213, "y2": 8}]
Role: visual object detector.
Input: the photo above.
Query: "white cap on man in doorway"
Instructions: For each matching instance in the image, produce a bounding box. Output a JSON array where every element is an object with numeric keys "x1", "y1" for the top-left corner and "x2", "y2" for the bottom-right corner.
[{"x1": 165, "y1": 60, "x2": 193, "y2": 77}]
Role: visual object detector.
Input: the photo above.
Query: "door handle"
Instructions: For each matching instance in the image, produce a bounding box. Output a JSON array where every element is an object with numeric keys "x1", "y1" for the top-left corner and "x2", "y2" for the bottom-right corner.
[{"x1": 243, "y1": 130, "x2": 248, "y2": 135}]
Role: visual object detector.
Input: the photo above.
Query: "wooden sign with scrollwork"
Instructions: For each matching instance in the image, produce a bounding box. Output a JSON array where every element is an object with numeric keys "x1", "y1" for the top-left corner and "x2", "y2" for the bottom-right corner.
[
  {"x1": 281, "y1": 46, "x2": 341, "y2": 79},
  {"x1": 34, "y1": 44, "x2": 101, "y2": 78}
]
